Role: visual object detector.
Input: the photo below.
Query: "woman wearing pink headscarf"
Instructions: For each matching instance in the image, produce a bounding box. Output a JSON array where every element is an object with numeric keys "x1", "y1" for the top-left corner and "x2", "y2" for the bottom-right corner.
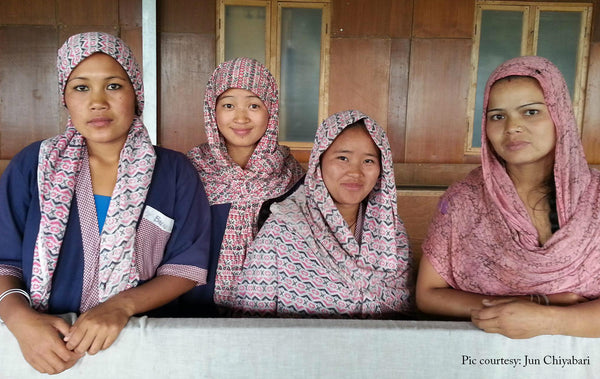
[
  {"x1": 185, "y1": 58, "x2": 304, "y2": 314},
  {"x1": 0, "y1": 32, "x2": 211, "y2": 373},
  {"x1": 417, "y1": 56, "x2": 600, "y2": 338}
]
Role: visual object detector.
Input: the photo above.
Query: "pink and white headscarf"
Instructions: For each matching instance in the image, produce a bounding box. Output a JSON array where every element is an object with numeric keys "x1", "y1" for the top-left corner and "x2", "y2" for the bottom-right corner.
[
  {"x1": 31, "y1": 32, "x2": 156, "y2": 311},
  {"x1": 424, "y1": 56, "x2": 600, "y2": 297},
  {"x1": 187, "y1": 57, "x2": 304, "y2": 306},
  {"x1": 236, "y1": 110, "x2": 413, "y2": 316}
]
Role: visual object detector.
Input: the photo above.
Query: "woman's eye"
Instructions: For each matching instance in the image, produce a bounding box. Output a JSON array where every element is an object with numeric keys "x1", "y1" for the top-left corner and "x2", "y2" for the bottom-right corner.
[
  {"x1": 221, "y1": 103, "x2": 233, "y2": 109},
  {"x1": 107, "y1": 83, "x2": 122, "y2": 90},
  {"x1": 73, "y1": 85, "x2": 88, "y2": 92},
  {"x1": 249, "y1": 103, "x2": 260, "y2": 109},
  {"x1": 336, "y1": 156, "x2": 348, "y2": 162},
  {"x1": 364, "y1": 159, "x2": 376, "y2": 165},
  {"x1": 524, "y1": 109, "x2": 539, "y2": 116},
  {"x1": 489, "y1": 114, "x2": 504, "y2": 121}
]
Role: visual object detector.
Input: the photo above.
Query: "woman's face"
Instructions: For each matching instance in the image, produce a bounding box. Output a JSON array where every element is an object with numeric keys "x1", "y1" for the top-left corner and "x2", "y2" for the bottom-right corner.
[
  {"x1": 215, "y1": 88, "x2": 269, "y2": 155},
  {"x1": 486, "y1": 77, "x2": 556, "y2": 171},
  {"x1": 321, "y1": 126, "x2": 381, "y2": 213},
  {"x1": 64, "y1": 53, "x2": 136, "y2": 148}
]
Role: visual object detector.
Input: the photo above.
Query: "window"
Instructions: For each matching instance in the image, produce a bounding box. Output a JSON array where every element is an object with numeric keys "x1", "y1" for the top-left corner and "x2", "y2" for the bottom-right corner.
[
  {"x1": 466, "y1": 1, "x2": 592, "y2": 153},
  {"x1": 217, "y1": 0, "x2": 331, "y2": 147}
]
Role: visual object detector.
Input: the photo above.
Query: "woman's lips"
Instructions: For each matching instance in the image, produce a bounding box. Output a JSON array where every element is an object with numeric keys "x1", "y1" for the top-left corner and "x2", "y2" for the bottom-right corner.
[
  {"x1": 504, "y1": 140, "x2": 530, "y2": 151},
  {"x1": 88, "y1": 117, "x2": 112, "y2": 127}
]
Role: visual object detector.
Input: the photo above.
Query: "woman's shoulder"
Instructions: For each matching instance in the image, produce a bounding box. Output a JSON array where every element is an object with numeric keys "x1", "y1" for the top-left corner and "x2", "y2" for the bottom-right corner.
[
  {"x1": 256, "y1": 176, "x2": 305, "y2": 230},
  {"x1": 153, "y1": 146, "x2": 198, "y2": 173},
  {"x1": 4, "y1": 141, "x2": 43, "y2": 176},
  {"x1": 438, "y1": 167, "x2": 485, "y2": 208}
]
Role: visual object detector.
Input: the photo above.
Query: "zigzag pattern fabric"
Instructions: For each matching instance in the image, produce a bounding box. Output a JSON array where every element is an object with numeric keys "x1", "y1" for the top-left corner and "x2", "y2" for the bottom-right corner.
[
  {"x1": 187, "y1": 57, "x2": 304, "y2": 307},
  {"x1": 235, "y1": 110, "x2": 413, "y2": 317},
  {"x1": 30, "y1": 32, "x2": 155, "y2": 311}
]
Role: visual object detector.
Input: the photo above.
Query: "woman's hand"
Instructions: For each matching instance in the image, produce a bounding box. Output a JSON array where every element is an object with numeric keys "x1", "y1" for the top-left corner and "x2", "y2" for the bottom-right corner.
[
  {"x1": 64, "y1": 299, "x2": 132, "y2": 355},
  {"x1": 471, "y1": 298, "x2": 553, "y2": 339},
  {"x1": 7, "y1": 308, "x2": 83, "y2": 374},
  {"x1": 547, "y1": 292, "x2": 588, "y2": 306}
]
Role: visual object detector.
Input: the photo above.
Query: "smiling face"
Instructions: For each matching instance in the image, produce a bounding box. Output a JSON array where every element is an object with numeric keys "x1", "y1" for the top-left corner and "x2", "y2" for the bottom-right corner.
[
  {"x1": 64, "y1": 53, "x2": 136, "y2": 149},
  {"x1": 320, "y1": 125, "x2": 381, "y2": 219},
  {"x1": 215, "y1": 88, "x2": 269, "y2": 166},
  {"x1": 485, "y1": 76, "x2": 556, "y2": 172}
]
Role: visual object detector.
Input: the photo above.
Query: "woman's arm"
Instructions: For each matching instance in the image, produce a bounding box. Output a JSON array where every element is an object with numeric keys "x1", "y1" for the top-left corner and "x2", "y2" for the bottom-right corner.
[
  {"x1": 472, "y1": 296, "x2": 600, "y2": 338},
  {"x1": 64, "y1": 275, "x2": 195, "y2": 354},
  {"x1": 0, "y1": 275, "x2": 82, "y2": 374},
  {"x1": 416, "y1": 255, "x2": 493, "y2": 318}
]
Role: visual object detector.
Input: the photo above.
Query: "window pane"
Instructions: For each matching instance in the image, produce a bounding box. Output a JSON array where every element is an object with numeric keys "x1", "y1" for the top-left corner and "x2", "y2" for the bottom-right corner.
[
  {"x1": 537, "y1": 11, "x2": 582, "y2": 97},
  {"x1": 225, "y1": 6, "x2": 266, "y2": 64},
  {"x1": 472, "y1": 10, "x2": 523, "y2": 148},
  {"x1": 280, "y1": 7, "x2": 322, "y2": 142}
]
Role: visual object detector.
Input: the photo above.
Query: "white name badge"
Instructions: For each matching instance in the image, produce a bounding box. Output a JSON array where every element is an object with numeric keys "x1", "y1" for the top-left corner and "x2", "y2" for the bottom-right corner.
[{"x1": 142, "y1": 206, "x2": 174, "y2": 233}]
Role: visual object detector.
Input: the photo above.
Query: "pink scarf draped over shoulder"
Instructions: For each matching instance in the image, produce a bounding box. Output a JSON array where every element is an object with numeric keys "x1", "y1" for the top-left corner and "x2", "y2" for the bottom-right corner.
[
  {"x1": 423, "y1": 56, "x2": 600, "y2": 298},
  {"x1": 187, "y1": 57, "x2": 304, "y2": 306}
]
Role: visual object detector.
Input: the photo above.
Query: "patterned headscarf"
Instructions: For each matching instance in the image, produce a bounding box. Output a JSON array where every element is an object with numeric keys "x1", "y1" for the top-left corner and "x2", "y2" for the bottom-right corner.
[
  {"x1": 424, "y1": 56, "x2": 600, "y2": 297},
  {"x1": 31, "y1": 32, "x2": 156, "y2": 311},
  {"x1": 236, "y1": 110, "x2": 413, "y2": 316},
  {"x1": 187, "y1": 57, "x2": 304, "y2": 306}
]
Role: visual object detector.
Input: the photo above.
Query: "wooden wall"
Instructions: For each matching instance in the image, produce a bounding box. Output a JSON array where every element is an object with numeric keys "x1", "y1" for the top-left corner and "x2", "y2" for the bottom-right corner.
[
  {"x1": 0, "y1": 0, "x2": 142, "y2": 161},
  {"x1": 2, "y1": 0, "x2": 600, "y2": 257}
]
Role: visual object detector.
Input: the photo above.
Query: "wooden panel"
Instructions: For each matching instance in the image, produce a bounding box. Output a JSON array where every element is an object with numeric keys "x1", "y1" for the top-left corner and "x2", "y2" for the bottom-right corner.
[
  {"x1": 389, "y1": 0, "x2": 413, "y2": 39},
  {"x1": 592, "y1": 0, "x2": 600, "y2": 42},
  {"x1": 394, "y1": 163, "x2": 477, "y2": 187},
  {"x1": 387, "y1": 39, "x2": 410, "y2": 163},
  {"x1": 0, "y1": 160, "x2": 10, "y2": 177},
  {"x1": 582, "y1": 42, "x2": 600, "y2": 163},
  {"x1": 413, "y1": 0, "x2": 475, "y2": 38},
  {"x1": 397, "y1": 189, "x2": 443, "y2": 264},
  {"x1": 0, "y1": 26, "x2": 60, "y2": 159},
  {"x1": 405, "y1": 38, "x2": 472, "y2": 163},
  {"x1": 57, "y1": 0, "x2": 118, "y2": 26},
  {"x1": 121, "y1": 28, "x2": 143, "y2": 73},
  {"x1": 120, "y1": 0, "x2": 142, "y2": 29},
  {"x1": 0, "y1": 0, "x2": 56, "y2": 25},
  {"x1": 159, "y1": 0, "x2": 216, "y2": 34},
  {"x1": 328, "y1": 38, "x2": 390, "y2": 134},
  {"x1": 331, "y1": 0, "x2": 412, "y2": 38},
  {"x1": 160, "y1": 32, "x2": 215, "y2": 153}
]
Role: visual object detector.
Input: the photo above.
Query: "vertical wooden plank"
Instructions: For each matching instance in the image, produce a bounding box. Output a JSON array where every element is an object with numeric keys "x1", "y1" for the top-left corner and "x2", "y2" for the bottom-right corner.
[
  {"x1": 389, "y1": 0, "x2": 414, "y2": 39},
  {"x1": 397, "y1": 190, "x2": 443, "y2": 264},
  {"x1": 332, "y1": 0, "x2": 391, "y2": 38},
  {"x1": 328, "y1": 38, "x2": 391, "y2": 132},
  {"x1": 120, "y1": 0, "x2": 143, "y2": 29},
  {"x1": 387, "y1": 38, "x2": 410, "y2": 163},
  {"x1": 413, "y1": 0, "x2": 475, "y2": 38},
  {"x1": 405, "y1": 38, "x2": 472, "y2": 163},
  {"x1": 0, "y1": 26, "x2": 60, "y2": 159},
  {"x1": 159, "y1": 0, "x2": 216, "y2": 34},
  {"x1": 582, "y1": 42, "x2": 600, "y2": 163},
  {"x1": 57, "y1": 0, "x2": 118, "y2": 26},
  {"x1": 0, "y1": 0, "x2": 56, "y2": 25},
  {"x1": 121, "y1": 28, "x2": 144, "y2": 73},
  {"x1": 159, "y1": 32, "x2": 215, "y2": 153}
]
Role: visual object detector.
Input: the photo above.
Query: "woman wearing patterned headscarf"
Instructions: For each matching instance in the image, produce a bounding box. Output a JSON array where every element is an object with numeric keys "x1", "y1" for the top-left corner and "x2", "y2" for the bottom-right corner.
[
  {"x1": 0, "y1": 32, "x2": 211, "y2": 373},
  {"x1": 234, "y1": 110, "x2": 413, "y2": 317},
  {"x1": 417, "y1": 56, "x2": 600, "y2": 338},
  {"x1": 185, "y1": 58, "x2": 304, "y2": 313}
]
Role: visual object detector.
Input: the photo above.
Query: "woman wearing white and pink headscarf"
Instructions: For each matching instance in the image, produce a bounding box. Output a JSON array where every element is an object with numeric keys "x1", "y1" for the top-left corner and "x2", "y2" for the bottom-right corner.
[
  {"x1": 417, "y1": 56, "x2": 600, "y2": 338},
  {"x1": 234, "y1": 110, "x2": 413, "y2": 317},
  {"x1": 0, "y1": 32, "x2": 211, "y2": 373},
  {"x1": 186, "y1": 58, "x2": 304, "y2": 313}
]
